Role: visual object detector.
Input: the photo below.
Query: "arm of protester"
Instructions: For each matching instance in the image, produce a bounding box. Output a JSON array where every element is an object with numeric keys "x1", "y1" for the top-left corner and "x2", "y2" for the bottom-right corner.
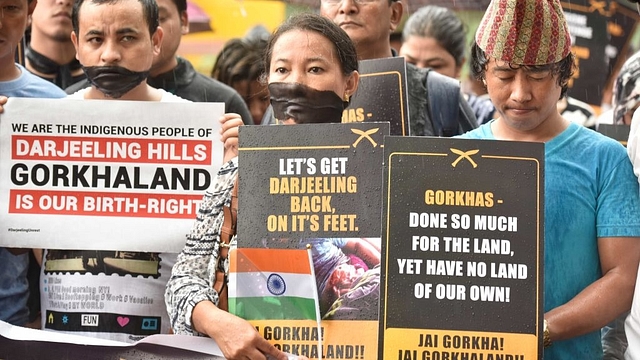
[
  {"x1": 545, "y1": 236, "x2": 640, "y2": 342},
  {"x1": 192, "y1": 301, "x2": 289, "y2": 360},
  {"x1": 343, "y1": 238, "x2": 381, "y2": 267},
  {"x1": 220, "y1": 113, "x2": 244, "y2": 164},
  {"x1": 33, "y1": 249, "x2": 43, "y2": 266},
  {"x1": 165, "y1": 159, "x2": 238, "y2": 335}
]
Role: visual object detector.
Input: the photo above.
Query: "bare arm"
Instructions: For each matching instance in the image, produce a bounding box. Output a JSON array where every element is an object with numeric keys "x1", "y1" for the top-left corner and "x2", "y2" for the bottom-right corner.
[
  {"x1": 192, "y1": 301, "x2": 288, "y2": 360},
  {"x1": 546, "y1": 236, "x2": 640, "y2": 341}
]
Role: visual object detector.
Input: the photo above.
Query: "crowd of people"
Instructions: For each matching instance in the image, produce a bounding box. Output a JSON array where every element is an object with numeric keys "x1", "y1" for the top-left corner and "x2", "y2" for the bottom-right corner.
[{"x1": 3, "y1": 0, "x2": 640, "y2": 359}]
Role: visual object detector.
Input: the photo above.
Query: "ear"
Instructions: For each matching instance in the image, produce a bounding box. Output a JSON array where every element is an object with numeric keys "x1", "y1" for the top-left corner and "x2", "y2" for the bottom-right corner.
[
  {"x1": 180, "y1": 10, "x2": 189, "y2": 35},
  {"x1": 389, "y1": 1, "x2": 403, "y2": 32},
  {"x1": 71, "y1": 31, "x2": 80, "y2": 60},
  {"x1": 28, "y1": 0, "x2": 37, "y2": 15},
  {"x1": 345, "y1": 70, "x2": 360, "y2": 98},
  {"x1": 152, "y1": 26, "x2": 164, "y2": 56}
]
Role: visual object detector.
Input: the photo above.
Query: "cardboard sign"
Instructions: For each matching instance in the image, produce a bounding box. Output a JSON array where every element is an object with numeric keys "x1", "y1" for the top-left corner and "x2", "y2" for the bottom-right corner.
[
  {"x1": 0, "y1": 98, "x2": 223, "y2": 252},
  {"x1": 238, "y1": 122, "x2": 388, "y2": 239},
  {"x1": 236, "y1": 122, "x2": 389, "y2": 359},
  {"x1": 379, "y1": 136, "x2": 544, "y2": 360},
  {"x1": 343, "y1": 57, "x2": 410, "y2": 136}
]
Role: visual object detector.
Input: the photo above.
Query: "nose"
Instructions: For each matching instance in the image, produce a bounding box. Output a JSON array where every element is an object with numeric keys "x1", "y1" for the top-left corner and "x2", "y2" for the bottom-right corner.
[
  {"x1": 337, "y1": 0, "x2": 358, "y2": 14},
  {"x1": 509, "y1": 73, "x2": 533, "y2": 103},
  {"x1": 100, "y1": 40, "x2": 121, "y2": 65}
]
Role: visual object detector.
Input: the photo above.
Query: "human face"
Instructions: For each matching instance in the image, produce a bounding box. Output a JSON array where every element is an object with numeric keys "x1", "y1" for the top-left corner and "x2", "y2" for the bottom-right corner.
[
  {"x1": 0, "y1": 0, "x2": 36, "y2": 69},
  {"x1": 31, "y1": 0, "x2": 73, "y2": 43},
  {"x1": 485, "y1": 58, "x2": 564, "y2": 136},
  {"x1": 71, "y1": 0, "x2": 162, "y2": 73},
  {"x1": 151, "y1": 0, "x2": 187, "y2": 76},
  {"x1": 233, "y1": 79, "x2": 270, "y2": 125},
  {"x1": 320, "y1": 0, "x2": 400, "y2": 58},
  {"x1": 400, "y1": 36, "x2": 461, "y2": 79},
  {"x1": 268, "y1": 29, "x2": 358, "y2": 123}
]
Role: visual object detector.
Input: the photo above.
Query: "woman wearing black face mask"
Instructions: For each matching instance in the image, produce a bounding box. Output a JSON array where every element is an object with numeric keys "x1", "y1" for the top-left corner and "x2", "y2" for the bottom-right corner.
[{"x1": 165, "y1": 13, "x2": 359, "y2": 360}]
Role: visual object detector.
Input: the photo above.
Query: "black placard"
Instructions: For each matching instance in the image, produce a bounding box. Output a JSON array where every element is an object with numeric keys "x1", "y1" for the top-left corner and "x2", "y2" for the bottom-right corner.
[{"x1": 379, "y1": 136, "x2": 544, "y2": 360}]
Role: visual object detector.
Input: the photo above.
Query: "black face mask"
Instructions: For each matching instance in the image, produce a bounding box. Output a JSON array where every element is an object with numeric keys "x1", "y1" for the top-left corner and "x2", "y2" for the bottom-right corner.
[
  {"x1": 268, "y1": 82, "x2": 348, "y2": 124},
  {"x1": 83, "y1": 66, "x2": 149, "y2": 99}
]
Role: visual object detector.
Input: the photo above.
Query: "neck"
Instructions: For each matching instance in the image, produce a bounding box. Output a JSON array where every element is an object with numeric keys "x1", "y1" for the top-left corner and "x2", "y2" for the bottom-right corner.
[
  {"x1": 149, "y1": 56, "x2": 179, "y2": 78},
  {"x1": 355, "y1": 42, "x2": 393, "y2": 61},
  {"x1": 0, "y1": 55, "x2": 21, "y2": 81},
  {"x1": 28, "y1": 34, "x2": 77, "y2": 65},
  {"x1": 491, "y1": 113, "x2": 569, "y2": 143},
  {"x1": 85, "y1": 82, "x2": 162, "y2": 101}
]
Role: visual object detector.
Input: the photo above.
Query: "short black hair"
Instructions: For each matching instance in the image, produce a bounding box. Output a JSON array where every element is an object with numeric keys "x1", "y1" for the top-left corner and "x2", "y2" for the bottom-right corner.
[
  {"x1": 72, "y1": 0, "x2": 159, "y2": 37},
  {"x1": 470, "y1": 42, "x2": 575, "y2": 99},
  {"x1": 169, "y1": 0, "x2": 186, "y2": 14}
]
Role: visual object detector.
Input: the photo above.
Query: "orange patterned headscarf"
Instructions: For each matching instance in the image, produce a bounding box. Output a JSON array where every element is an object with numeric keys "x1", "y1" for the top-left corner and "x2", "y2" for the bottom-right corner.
[{"x1": 475, "y1": 0, "x2": 572, "y2": 65}]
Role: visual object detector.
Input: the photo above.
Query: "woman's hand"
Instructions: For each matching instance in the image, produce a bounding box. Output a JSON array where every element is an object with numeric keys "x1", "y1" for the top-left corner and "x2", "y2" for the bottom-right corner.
[
  {"x1": 220, "y1": 113, "x2": 244, "y2": 164},
  {"x1": 192, "y1": 301, "x2": 289, "y2": 360}
]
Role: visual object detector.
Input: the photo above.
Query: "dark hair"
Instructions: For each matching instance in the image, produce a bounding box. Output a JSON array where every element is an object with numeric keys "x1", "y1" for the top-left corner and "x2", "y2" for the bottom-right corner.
[
  {"x1": 470, "y1": 42, "x2": 575, "y2": 99},
  {"x1": 212, "y1": 37, "x2": 268, "y2": 89},
  {"x1": 264, "y1": 12, "x2": 358, "y2": 78},
  {"x1": 170, "y1": 0, "x2": 186, "y2": 14},
  {"x1": 402, "y1": 5, "x2": 467, "y2": 67},
  {"x1": 72, "y1": 0, "x2": 159, "y2": 37}
]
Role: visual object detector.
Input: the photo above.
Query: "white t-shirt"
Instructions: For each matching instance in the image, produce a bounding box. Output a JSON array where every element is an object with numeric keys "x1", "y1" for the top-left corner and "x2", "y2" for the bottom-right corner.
[{"x1": 40, "y1": 88, "x2": 189, "y2": 342}]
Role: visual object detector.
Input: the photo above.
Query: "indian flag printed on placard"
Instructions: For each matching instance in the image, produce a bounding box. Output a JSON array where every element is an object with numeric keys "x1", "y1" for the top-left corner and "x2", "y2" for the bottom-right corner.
[{"x1": 229, "y1": 248, "x2": 320, "y2": 321}]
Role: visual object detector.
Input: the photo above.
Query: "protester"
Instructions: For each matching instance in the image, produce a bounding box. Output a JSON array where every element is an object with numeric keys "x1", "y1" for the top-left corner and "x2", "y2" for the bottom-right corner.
[
  {"x1": 318, "y1": 0, "x2": 477, "y2": 136},
  {"x1": 399, "y1": 5, "x2": 496, "y2": 125},
  {"x1": 37, "y1": 0, "x2": 194, "y2": 342},
  {"x1": 461, "y1": 0, "x2": 640, "y2": 358},
  {"x1": 211, "y1": 33, "x2": 270, "y2": 125},
  {"x1": 26, "y1": 0, "x2": 86, "y2": 89},
  {"x1": 165, "y1": 13, "x2": 359, "y2": 359},
  {"x1": 0, "y1": 0, "x2": 67, "y2": 329},
  {"x1": 65, "y1": 0, "x2": 254, "y2": 124}
]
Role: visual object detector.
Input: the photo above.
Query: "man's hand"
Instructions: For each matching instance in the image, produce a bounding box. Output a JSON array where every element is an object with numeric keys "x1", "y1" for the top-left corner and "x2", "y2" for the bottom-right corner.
[
  {"x1": 0, "y1": 96, "x2": 7, "y2": 114},
  {"x1": 192, "y1": 301, "x2": 290, "y2": 360},
  {"x1": 220, "y1": 113, "x2": 243, "y2": 164}
]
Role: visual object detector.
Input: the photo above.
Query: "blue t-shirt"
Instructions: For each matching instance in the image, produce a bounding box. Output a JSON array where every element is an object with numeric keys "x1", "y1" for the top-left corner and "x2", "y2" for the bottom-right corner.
[
  {"x1": 462, "y1": 121, "x2": 640, "y2": 359},
  {"x1": 0, "y1": 64, "x2": 65, "y2": 325}
]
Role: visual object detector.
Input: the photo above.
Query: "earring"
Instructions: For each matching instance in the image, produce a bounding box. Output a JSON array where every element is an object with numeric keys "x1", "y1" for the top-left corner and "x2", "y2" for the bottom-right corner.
[
  {"x1": 482, "y1": 79, "x2": 487, "y2": 87},
  {"x1": 344, "y1": 93, "x2": 350, "y2": 102}
]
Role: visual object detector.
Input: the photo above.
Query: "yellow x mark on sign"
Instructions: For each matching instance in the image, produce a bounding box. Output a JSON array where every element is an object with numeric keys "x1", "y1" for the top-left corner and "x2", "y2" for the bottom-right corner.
[
  {"x1": 451, "y1": 148, "x2": 479, "y2": 168},
  {"x1": 351, "y1": 128, "x2": 379, "y2": 148}
]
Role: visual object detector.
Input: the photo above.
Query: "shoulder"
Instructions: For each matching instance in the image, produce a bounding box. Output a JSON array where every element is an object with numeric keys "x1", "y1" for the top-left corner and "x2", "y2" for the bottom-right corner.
[
  {"x1": 11, "y1": 65, "x2": 66, "y2": 98},
  {"x1": 561, "y1": 125, "x2": 628, "y2": 167},
  {"x1": 458, "y1": 122, "x2": 493, "y2": 139}
]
